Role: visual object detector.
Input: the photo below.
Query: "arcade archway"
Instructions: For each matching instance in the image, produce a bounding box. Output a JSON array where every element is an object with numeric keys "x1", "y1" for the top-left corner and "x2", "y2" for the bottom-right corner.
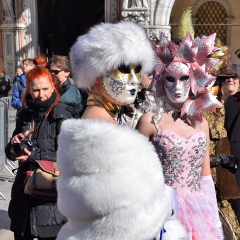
[{"x1": 37, "y1": 0, "x2": 104, "y2": 57}]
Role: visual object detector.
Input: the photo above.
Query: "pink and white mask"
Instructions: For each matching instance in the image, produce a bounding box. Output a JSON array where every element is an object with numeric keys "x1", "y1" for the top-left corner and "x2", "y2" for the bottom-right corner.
[
  {"x1": 102, "y1": 64, "x2": 142, "y2": 105},
  {"x1": 164, "y1": 62, "x2": 191, "y2": 104}
]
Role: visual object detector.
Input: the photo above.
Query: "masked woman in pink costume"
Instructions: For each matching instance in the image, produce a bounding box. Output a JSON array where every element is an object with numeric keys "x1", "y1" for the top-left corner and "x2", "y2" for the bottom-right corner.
[{"x1": 137, "y1": 32, "x2": 224, "y2": 240}]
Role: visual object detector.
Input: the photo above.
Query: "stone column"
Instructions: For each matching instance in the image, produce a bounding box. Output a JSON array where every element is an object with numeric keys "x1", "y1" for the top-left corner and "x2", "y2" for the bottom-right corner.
[
  {"x1": 0, "y1": 0, "x2": 17, "y2": 77},
  {"x1": 16, "y1": 0, "x2": 27, "y2": 61},
  {"x1": 22, "y1": 0, "x2": 38, "y2": 58},
  {"x1": 147, "y1": 0, "x2": 175, "y2": 41},
  {"x1": 105, "y1": 0, "x2": 122, "y2": 23},
  {"x1": 120, "y1": 0, "x2": 175, "y2": 41},
  {"x1": 0, "y1": 22, "x2": 17, "y2": 78},
  {"x1": 121, "y1": 0, "x2": 150, "y2": 25}
]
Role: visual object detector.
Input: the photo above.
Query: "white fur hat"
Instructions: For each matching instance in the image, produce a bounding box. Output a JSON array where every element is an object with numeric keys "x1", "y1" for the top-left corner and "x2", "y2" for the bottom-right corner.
[{"x1": 69, "y1": 21, "x2": 155, "y2": 89}]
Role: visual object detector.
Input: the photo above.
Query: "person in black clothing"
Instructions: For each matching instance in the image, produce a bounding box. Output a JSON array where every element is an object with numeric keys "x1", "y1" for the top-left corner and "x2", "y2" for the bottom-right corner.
[
  {"x1": 5, "y1": 67, "x2": 73, "y2": 240},
  {"x1": 223, "y1": 64, "x2": 240, "y2": 224},
  {"x1": 13, "y1": 68, "x2": 23, "y2": 84},
  {"x1": 0, "y1": 69, "x2": 11, "y2": 97}
]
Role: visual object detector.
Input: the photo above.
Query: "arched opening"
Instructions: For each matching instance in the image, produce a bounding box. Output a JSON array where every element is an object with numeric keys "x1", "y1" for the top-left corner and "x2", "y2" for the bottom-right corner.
[
  {"x1": 37, "y1": 0, "x2": 104, "y2": 58},
  {"x1": 195, "y1": 1, "x2": 227, "y2": 44}
]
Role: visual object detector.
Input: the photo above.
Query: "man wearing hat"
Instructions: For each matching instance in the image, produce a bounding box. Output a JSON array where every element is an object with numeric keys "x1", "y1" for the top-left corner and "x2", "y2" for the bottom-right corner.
[{"x1": 223, "y1": 64, "x2": 240, "y2": 223}]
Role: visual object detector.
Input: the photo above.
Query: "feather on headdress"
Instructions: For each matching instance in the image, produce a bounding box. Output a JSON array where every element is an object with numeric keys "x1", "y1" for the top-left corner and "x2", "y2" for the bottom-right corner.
[
  {"x1": 211, "y1": 38, "x2": 238, "y2": 78},
  {"x1": 149, "y1": 32, "x2": 223, "y2": 123},
  {"x1": 178, "y1": 7, "x2": 195, "y2": 40}
]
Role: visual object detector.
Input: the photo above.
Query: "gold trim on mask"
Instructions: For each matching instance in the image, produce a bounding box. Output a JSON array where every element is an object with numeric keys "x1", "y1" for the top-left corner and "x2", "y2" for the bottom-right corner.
[
  {"x1": 102, "y1": 64, "x2": 142, "y2": 104},
  {"x1": 113, "y1": 64, "x2": 142, "y2": 81},
  {"x1": 86, "y1": 93, "x2": 121, "y2": 118}
]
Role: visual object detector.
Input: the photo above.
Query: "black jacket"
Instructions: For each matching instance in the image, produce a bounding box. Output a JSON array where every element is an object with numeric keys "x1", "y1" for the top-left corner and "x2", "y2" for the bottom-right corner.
[
  {"x1": 0, "y1": 74, "x2": 11, "y2": 97},
  {"x1": 5, "y1": 100, "x2": 72, "y2": 236},
  {"x1": 224, "y1": 92, "x2": 240, "y2": 187}
]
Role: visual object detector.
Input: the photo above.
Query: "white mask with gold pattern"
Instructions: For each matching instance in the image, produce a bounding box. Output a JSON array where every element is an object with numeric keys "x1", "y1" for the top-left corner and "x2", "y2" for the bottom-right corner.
[{"x1": 102, "y1": 64, "x2": 142, "y2": 104}]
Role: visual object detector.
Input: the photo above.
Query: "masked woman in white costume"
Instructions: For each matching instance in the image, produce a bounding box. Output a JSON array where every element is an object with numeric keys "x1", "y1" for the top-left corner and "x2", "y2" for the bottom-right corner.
[
  {"x1": 56, "y1": 21, "x2": 188, "y2": 240},
  {"x1": 136, "y1": 32, "x2": 224, "y2": 239}
]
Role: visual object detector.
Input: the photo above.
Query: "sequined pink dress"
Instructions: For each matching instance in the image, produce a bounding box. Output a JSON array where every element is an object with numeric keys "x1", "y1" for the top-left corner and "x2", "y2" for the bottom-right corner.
[{"x1": 152, "y1": 129, "x2": 223, "y2": 240}]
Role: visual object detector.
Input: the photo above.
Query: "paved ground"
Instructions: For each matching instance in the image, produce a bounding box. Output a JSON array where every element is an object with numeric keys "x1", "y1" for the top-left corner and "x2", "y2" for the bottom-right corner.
[
  {"x1": 0, "y1": 93, "x2": 47, "y2": 240},
  {"x1": 0, "y1": 167, "x2": 14, "y2": 240},
  {"x1": 0, "y1": 92, "x2": 16, "y2": 239}
]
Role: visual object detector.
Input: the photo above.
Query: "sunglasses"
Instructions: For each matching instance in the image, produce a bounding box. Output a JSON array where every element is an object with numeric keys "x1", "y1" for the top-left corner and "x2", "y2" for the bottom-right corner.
[
  {"x1": 50, "y1": 69, "x2": 63, "y2": 75},
  {"x1": 21, "y1": 63, "x2": 33, "y2": 67},
  {"x1": 118, "y1": 64, "x2": 142, "y2": 74},
  {"x1": 221, "y1": 77, "x2": 239, "y2": 82}
]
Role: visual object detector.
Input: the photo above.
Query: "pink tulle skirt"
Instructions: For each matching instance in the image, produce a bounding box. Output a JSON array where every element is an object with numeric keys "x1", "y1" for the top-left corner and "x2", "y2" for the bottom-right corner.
[{"x1": 176, "y1": 190, "x2": 223, "y2": 240}]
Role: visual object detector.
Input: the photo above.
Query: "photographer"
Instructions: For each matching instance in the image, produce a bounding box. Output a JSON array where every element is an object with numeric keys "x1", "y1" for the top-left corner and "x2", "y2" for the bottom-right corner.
[{"x1": 5, "y1": 67, "x2": 73, "y2": 240}]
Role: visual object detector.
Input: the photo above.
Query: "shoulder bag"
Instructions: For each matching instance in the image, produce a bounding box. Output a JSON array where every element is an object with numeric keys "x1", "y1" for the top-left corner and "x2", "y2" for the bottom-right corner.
[{"x1": 23, "y1": 119, "x2": 59, "y2": 201}]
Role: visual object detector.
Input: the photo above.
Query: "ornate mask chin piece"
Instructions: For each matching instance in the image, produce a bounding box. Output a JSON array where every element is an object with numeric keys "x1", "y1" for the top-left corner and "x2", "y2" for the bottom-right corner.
[{"x1": 102, "y1": 64, "x2": 142, "y2": 105}]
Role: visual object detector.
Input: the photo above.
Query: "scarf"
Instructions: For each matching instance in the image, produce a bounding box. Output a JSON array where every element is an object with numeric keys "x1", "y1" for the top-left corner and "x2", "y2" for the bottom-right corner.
[{"x1": 26, "y1": 91, "x2": 57, "y2": 113}]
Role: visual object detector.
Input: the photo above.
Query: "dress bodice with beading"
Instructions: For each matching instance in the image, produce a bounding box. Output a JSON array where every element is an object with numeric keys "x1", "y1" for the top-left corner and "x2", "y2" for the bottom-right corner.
[
  {"x1": 151, "y1": 130, "x2": 207, "y2": 193},
  {"x1": 152, "y1": 129, "x2": 223, "y2": 239}
]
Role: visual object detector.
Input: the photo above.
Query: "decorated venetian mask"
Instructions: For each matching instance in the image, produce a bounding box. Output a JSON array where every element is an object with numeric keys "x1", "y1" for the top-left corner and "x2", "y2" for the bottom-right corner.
[
  {"x1": 102, "y1": 64, "x2": 142, "y2": 104},
  {"x1": 164, "y1": 62, "x2": 191, "y2": 104}
]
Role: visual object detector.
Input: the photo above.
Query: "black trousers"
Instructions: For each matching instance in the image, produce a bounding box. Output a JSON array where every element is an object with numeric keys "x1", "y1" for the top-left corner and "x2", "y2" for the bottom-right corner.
[
  {"x1": 13, "y1": 212, "x2": 56, "y2": 240},
  {"x1": 14, "y1": 232, "x2": 55, "y2": 240},
  {"x1": 229, "y1": 142, "x2": 240, "y2": 223},
  {"x1": 229, "y1": 198, "x2": 240, "y2": 224}
]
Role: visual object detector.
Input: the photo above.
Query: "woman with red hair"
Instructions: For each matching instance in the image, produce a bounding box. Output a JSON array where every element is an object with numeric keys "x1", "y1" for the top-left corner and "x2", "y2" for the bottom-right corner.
[{"x1": 5, "y1": 67, "x2": 73, "y2": 240}]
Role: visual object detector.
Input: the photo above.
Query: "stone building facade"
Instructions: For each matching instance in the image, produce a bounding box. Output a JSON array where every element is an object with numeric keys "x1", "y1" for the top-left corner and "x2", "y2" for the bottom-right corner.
[
  {"x1": 0, "y1": 0, "x2": 240, "y2": 79},
  {"x1": 0, "y1": 0, "x2": 37, "y2": 77}
]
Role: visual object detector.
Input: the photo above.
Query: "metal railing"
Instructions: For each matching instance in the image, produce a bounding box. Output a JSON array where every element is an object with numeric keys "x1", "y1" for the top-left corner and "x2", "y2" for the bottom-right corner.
[{"x1": 0, "y1": 97, "x2": 17, "y2": 199}]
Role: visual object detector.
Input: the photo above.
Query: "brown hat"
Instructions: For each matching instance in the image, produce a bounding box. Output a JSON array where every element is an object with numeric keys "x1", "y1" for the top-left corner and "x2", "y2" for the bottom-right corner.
[
  {"x1": 235, "y1": 49, "x2": 240, "y2": 59},
  {"x1": 214, "y1": 64, "x2": 239, "y2": 79}
]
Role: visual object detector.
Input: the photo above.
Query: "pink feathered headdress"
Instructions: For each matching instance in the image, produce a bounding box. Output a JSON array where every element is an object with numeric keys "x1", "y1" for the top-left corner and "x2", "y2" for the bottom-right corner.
[{"x1": 149, "y1": 32, "x2": 223, "y2": 122}]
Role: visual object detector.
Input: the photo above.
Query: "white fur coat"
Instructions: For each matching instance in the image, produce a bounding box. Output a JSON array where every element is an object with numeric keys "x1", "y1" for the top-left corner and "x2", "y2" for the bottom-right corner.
[{"x1": 56, "y1": 119, "x2": 188, "y2": 240}]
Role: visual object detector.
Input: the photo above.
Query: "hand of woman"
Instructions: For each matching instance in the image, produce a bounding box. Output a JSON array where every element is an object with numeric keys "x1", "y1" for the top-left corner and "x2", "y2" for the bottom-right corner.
[
  {"x1": 11, "y1": 132, "x2": 25, "y2": 144},
  {"x1": 11, "y1": 130, "x2": 32, "y2": 161},
  {"x1": 15, "y1": 148, "x2": 32, "y2": 162},
  {"x1": 11, "y1": 130, "x2": 31, "y2": 144}
]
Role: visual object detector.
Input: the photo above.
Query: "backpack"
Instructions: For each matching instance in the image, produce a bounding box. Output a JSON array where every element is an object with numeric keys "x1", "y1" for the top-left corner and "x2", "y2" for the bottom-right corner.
[{"x1": 17, "y1": 80, "x2": 23, "y2": 93}]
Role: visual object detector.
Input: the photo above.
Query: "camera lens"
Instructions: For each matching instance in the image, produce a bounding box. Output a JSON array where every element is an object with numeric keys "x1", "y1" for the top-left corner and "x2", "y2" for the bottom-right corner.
[{"x1": 10, "y1": 143, "x2": 24, "y2": 158}]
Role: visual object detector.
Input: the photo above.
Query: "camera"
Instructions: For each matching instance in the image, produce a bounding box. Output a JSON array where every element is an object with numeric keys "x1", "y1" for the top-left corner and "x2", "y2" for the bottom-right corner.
[{"x1": 10, "y1": 138, "x2": 38, "y2": 158}]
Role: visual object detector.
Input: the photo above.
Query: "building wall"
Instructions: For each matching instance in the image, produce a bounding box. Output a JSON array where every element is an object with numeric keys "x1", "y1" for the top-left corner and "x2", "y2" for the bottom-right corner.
[
  {"x1": 0, "y1": 0, "x2": 38, "y2": 79},
  {"x1": 1, "y1": 0, "x2": 240, "y2": 78},
  {"x1": 170, "y1": 0, "x2": 240, "y2": 64}
]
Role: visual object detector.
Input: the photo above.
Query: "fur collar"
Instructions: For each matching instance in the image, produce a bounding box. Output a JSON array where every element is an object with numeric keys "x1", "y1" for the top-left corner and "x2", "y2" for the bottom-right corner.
[{"x1": 57, "y1": 119, "x2": 187, "y2": 240}]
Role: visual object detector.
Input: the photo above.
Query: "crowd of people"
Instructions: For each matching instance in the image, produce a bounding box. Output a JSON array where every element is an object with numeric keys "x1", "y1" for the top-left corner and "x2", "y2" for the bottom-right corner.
[{"x1": 3, "y1": 19, "x2": 240, "y2": 240}]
